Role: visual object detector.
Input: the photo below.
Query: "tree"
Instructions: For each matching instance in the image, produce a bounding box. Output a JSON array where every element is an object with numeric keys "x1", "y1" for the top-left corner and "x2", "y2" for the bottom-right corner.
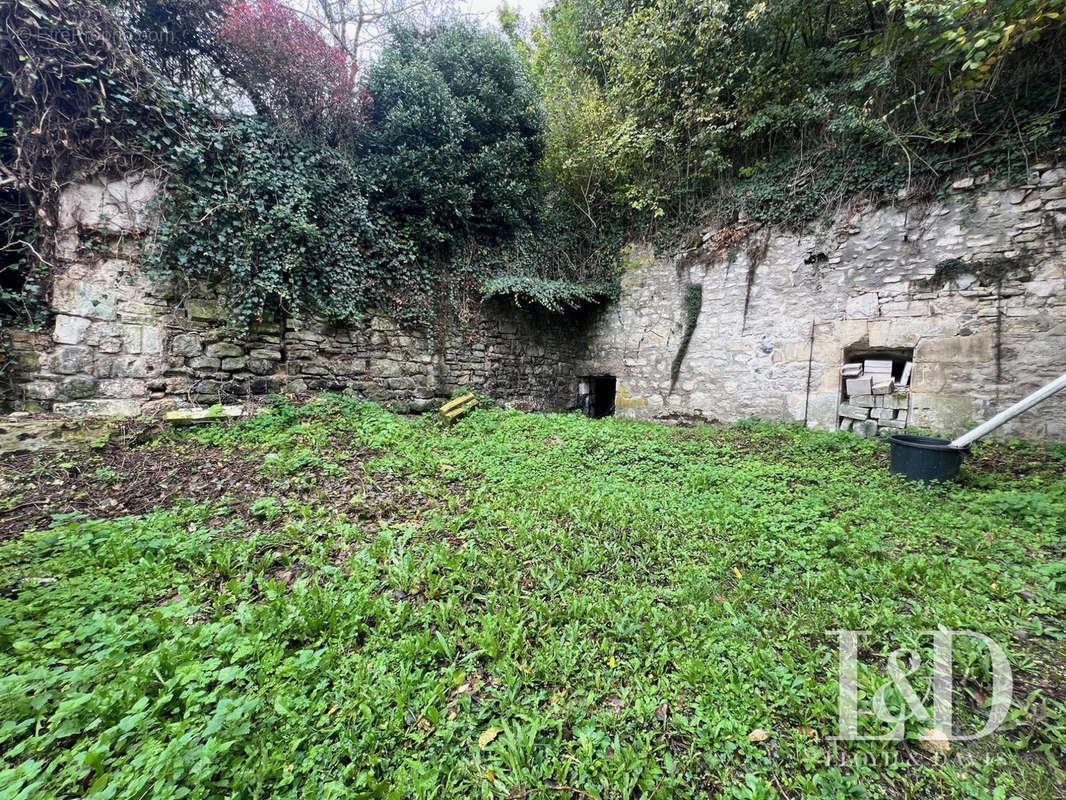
[
  {"x1": 357, "y1": 24, "x2": 544, "y2": 259},
  {"x1": 294, "y1": 0, "x2": 456, "y2": 62},
  {"x1": 218, "y1": 0, "x2": 364, "y2": 142}
]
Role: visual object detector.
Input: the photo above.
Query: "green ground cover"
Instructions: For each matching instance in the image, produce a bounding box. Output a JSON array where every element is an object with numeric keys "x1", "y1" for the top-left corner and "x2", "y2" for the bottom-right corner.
[{"x1": 1, "y1": 397, "x2": 1064, "y2": 798}]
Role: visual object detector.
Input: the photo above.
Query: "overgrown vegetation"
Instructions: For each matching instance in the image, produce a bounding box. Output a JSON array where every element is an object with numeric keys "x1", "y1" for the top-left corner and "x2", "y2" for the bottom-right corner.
[
  {"x1": 1, "y1": 398, "x2": 1064, "y2": 797},
  {"x1": 0, "y1": 0, "x2": 613, "y2": 337},
  {"x1": 3, "y1": 0, "x2": 1066, "y2": 337},
  {"x1": 532, "y1": 0, "x2": 1066, "y2": 232}
]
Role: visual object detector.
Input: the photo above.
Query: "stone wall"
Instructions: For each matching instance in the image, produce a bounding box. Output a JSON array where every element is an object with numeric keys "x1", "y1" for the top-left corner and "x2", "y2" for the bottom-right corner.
[
  {"x1": 578, "y1": 168, "x2": 1066, "y2": 441},
  {"x1": 3, "y1": 175, "x2": 588, "y2": 417},
  {"x1": 5, "y1": 170, "x2": 1066, "y2": 442}
]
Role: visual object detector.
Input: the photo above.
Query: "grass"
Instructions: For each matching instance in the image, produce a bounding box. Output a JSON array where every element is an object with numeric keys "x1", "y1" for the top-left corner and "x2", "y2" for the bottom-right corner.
[{"x1": 1, "y1": 395, "x2": 1064, "y2": 799}]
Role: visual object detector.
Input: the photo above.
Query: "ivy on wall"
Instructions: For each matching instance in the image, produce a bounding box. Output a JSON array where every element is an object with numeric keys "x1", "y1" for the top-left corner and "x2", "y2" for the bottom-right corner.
[
  {"x1": 145, "y1": 115, "x2": 378, "y2": 327},
  {"x1": 669, "y1": 283, "x2": 702, "y2": 393},
  {"x1": 1, "y1": 1, "x2": 616, "y2": 344}
]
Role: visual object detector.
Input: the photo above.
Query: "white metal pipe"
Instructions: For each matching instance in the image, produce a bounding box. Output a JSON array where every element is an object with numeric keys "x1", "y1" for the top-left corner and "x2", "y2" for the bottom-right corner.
[{"x1": 949, "y1": 372, "x2": 1066, "y2": 449}]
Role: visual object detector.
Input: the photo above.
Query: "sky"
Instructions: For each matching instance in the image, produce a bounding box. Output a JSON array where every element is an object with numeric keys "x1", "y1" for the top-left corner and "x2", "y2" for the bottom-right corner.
[{"x1": 460, "y1": 0, "x2": 548, "y2": 25}]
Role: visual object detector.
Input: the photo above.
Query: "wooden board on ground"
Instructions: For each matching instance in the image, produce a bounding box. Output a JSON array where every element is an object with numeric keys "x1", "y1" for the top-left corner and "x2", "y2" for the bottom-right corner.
[
  {"x1": 165, "y1": 405, "x2": 243, "y2": 425},
  {"x1": 440, "y1": 393, "x2": 478, "y2": 424}
]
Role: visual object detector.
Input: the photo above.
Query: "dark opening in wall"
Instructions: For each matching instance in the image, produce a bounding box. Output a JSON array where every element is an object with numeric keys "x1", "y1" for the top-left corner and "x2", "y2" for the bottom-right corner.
[{"x1": 578, "y1": 375, "x2": 616, "y2": 418}]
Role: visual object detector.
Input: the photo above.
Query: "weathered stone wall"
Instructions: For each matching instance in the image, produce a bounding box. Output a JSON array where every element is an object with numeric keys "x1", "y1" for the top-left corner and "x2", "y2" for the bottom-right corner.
[
  {"x1": 6, "y1": 171, "x2": 1065, "y2": 441},
  {"x1": 579, "y1": 168, "x2": 1066, "y2": 441},
  {"x1": 3, "y1": 175, "x2": 588, "y2": 416}
]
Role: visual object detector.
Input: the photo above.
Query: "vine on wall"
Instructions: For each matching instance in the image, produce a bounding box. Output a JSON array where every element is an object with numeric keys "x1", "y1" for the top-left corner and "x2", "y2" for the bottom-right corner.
[{"x1": 669, "y1": 282, "x2": 703, "y2": 394}]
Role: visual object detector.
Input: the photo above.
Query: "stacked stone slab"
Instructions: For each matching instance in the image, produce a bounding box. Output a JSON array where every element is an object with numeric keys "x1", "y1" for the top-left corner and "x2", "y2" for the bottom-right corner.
[{"x1": 838, "y1": 359, "x2": 912, "y2": 437}]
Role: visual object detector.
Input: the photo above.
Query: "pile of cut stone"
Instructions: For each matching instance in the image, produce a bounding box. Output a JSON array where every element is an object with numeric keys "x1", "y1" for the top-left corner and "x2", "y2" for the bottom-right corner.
[{"x1": 837, "y1": 359, "x2": 912, "y2": 437}]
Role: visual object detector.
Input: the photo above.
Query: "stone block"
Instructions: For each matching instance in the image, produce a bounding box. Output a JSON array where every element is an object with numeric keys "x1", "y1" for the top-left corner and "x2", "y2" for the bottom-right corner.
[
  {"x1": 188, "y1": 356, "x2": 221, "y2": 371},
  {"x1": 249, "y1": 349, "x2": 282, "y2": 361},
  {"x1": 1040, "y1": 167, "x2": 1066, "y2": 186},
  {"x1": 248, "y1": 376, "x2": 281, "y2": 394},
  {"x1": 845, "y1": 293, "x2": 878, "y2": 319},
  {"x1": 863, "y1": 359, "x2": 893, "y2": 374},
  {"x1": 838, "y1": 419, "x2": 853, "y2": 432},
  {"x1": 873, "y1": 407, "x2": 896, "y2": 421},
  {"x1": 53, "y1": 315, "x2": 91, "y2": 345},
  {"x1": 52, "y1": 278, "x2": 117, "y2": 321},
  {"x1": 871, "y1": 378, "x2": 895, "y2": 395},
  {"x1": 172, "y1": 333, "x2": 203, "y2": 357},
  {"x1": 854, "y1": 419, "x2": 880, "y2": 438},
  {"x1": 58, "y1": 375, "x2": 97, "y2": 400},
  {"x1": 838, "y1": 403, "x2": 871, "y2": 421},
  {"x1": 193, "y1": 379, "x2": 221, "y2": 395},
  {"x1": 284, "y1": 378, "x2": 309, "y2": 394},
  {"x1": 370, "y1": 359, "x2": 403, "y2": 378},
  {"x1": 247, "y1": 357, "x2": 278, "y2": 376},
  {"x1": 54, "y1": 399, "x2": 143, "y2": 417},
  {"x1": 164, "y1": 406, "x2": 243, "y2": 425},
  {"x1": 884, "y1": 392, "x2": 910, "y2": 410},
  {"x1": 840, "y1": 362, "x2": 863, "y2": 377},
  {"x1": 206, "y1": 342, "x2": 244, "y2": 358},
  {"x1": 23, "y1": 380, "x2": 57, "y2": 400},
  {"x1": 97, "y1": 379, "x2": 148, "y2": 399},
  {"x1": 57, "y1": 174, "x2": 157, "y2": 234},
  {"x1": 849, "y1": 394, "x2": 879, "y2": 408},
  {"x1": 914, "y1": 332, "x2": 994, "y2": 365},
  {"x1": 54, "y1": 346, "x2": 94, "y2": 375},
  {"x1": 120, "y1": 324, "x2": 143, "y2": 354},
  {"x1": 141, "y1": 326, "x2": 164, "y2": 355},
  {"x1": 187, "y1": 300, "x2": 227, "y2": 322},
  {"x1": 220, "y1": 357, "x2": 247, "y2": 371},
  {"x1": 110, "y1": 357, "x2": 152, "y2": 379},
  {"x1": 846, "y1": 377, "x2": 872, "y2": 396}
]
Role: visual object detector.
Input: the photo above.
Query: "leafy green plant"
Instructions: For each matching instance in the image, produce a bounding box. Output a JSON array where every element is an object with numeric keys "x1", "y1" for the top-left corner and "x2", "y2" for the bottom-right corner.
[{"x1": 2, "y1": 397, "x2": 1063, "y2": 798}]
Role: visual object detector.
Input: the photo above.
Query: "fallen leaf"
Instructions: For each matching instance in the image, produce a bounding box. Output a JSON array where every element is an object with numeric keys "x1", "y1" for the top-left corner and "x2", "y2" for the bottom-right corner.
[
  {"x1": 608, "y1": 655, "x2": 616, "y2": 668},
  {"x1": 655, "y1": 702, "x2": 669, "y2": 722},
  {"x1": 733, "y1": 567, "x2": 743, "y2": 580},
  {"x1": 484, "y1": 768, "x2": 495, "y2": 782},
  {"x1": 918, "y1": 727, "x2": 951, "y2": 755},
  {"x1": 747, "y1": 728, "x2": 770, "y2": 743},
  {"x1": 478, "y1": 726, "x2": 502, "y2": 750}
]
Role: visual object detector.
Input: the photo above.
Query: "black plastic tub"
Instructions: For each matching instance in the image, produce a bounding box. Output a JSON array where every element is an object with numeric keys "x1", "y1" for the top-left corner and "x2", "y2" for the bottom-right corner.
[{"x1": 888, "y1": 435, "x2": 967, "y2": 483}]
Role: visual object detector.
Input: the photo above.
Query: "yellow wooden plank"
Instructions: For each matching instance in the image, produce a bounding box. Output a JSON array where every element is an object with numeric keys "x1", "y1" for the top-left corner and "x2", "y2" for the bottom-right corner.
[
  {"x1": 440, "y1": 393, "x2": 476, "y2": 414},
  {"x1": 442, "y1": 398, "x2": 478, "y2": 423}
]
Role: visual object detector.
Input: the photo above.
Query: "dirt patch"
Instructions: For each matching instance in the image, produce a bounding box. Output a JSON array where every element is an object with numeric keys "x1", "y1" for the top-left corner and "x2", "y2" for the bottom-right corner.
[
  {"x1": 0, "y1": 429, "x2": 456, "y2": 544},
  {"x1": 0, "y1": 440, "x2": 270, "y2": 539},
  {"x1": 965, "y1": 441, "x2": 1066, "y2": 479}
]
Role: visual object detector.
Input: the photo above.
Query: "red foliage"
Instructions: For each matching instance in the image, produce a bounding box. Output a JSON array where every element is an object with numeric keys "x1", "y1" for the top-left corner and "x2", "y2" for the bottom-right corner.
[{"x1": 219, "y1": 0, "x2": 363, "y2": 137}]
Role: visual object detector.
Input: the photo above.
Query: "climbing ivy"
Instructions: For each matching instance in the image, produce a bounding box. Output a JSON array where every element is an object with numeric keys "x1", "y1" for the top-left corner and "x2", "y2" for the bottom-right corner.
[
  {"x1": 669, "y1": 283, "x2": 702, "y2": 393},
  {"x1": 145, "y1": 114, "x2": 379, "y2": 328},
  {"x1": 916, "y1": 256, "x2": 1034, "y2": 291}
]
